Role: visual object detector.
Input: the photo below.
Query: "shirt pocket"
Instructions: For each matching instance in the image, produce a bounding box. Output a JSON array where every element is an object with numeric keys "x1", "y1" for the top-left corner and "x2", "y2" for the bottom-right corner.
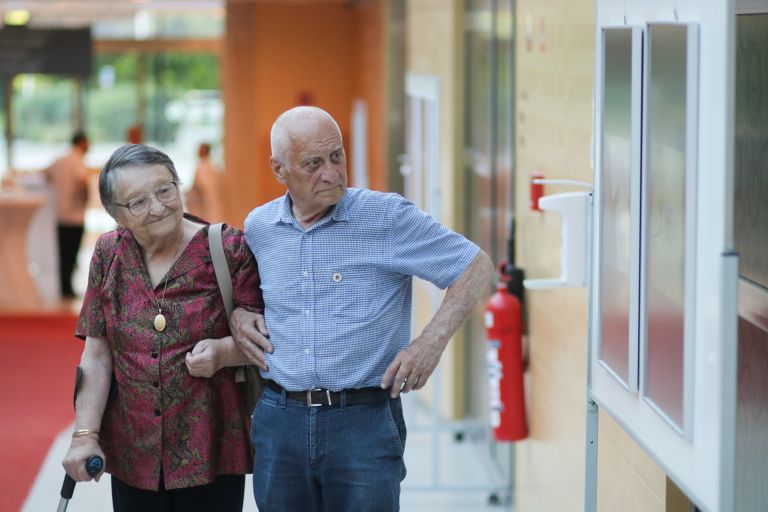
[{"x1": 319, "y1": 265, "x2": 380, "y2": 323}]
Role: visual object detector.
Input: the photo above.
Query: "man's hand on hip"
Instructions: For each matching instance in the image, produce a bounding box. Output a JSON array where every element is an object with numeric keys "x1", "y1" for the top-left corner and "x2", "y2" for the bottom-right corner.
[
  {"x1": 230, "y1": 307, "x2": 273, "y2": 371},
  {"x1": 381, "y1": 335, "x2": 445, "y2": 398}
]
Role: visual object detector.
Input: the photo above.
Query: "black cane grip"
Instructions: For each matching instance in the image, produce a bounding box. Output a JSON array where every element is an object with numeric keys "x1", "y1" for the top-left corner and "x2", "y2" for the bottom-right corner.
[
  {"x1": 60, "y1": 475, "x2": 76, "y2": 500},
  {"x1": 60, "y1": 455, "x2": 104, "y2": 500}
]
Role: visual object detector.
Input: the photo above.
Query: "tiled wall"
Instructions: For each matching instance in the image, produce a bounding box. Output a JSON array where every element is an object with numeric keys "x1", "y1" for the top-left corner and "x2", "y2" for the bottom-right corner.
[{"x1": 514, "y1": 1, "x2": 667, "y2": 510}]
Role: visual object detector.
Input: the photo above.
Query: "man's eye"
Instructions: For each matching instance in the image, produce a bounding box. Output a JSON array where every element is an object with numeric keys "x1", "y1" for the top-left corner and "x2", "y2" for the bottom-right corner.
[{"x1": 156, "y1": 185, "x2": 172, "y2": 197}]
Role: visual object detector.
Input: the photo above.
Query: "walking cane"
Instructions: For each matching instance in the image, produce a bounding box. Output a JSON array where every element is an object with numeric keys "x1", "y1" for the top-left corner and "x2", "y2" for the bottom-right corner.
[
  {"x1": 58, "y1": 366, "x2": 103, "y2": 511},
  {"x1": 57, "y1": 454, "x2": 103, "y2": 512}
]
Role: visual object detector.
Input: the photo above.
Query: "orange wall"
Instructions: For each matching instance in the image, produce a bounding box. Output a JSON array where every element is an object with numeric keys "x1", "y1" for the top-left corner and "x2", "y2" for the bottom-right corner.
[
  {"x1": 222, "y1": 1, "x2": 385, "y2": 227},
  {"x1": 351, "y1": 3, "x2": 385, "y2": 192}
]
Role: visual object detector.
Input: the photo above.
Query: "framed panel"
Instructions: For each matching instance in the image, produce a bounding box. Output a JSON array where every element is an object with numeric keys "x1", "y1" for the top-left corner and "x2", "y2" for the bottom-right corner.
[
  {"x1": 598, "y1": 26, "x2": 643, "y2": 391},
  {"x1": 734, "y1": 14, "x2": 768, "y2": 289},
  {"x1": 591, "y1": 4, "x2": 736, "y2": 510},
  {"x1": 640, "y1": 23, "x2": 698, "y2": 436}
]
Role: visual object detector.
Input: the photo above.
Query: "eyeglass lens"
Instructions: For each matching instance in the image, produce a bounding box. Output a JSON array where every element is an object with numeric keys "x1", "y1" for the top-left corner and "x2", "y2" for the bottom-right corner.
[{"x1": 127, "y1": 182, "x2": 178, "y2": 215}]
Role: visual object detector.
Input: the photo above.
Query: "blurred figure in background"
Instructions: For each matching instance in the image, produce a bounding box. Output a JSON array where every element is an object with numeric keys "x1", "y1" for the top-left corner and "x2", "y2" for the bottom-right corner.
[
  {"x1": 186, "y1": 142, "x2": 224, "y2": 222},
  {"x1": 126, "y1": 123, "x2": 143, "y2": 144},
  {"x1": 45, "y1": 131, "x2": 89, "y2": 298}
]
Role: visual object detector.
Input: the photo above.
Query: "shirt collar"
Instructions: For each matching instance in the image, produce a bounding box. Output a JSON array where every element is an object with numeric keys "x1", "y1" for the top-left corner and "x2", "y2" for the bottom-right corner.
[{"x1": 272, "y1": 188, "x2": 352, "y2": 226}]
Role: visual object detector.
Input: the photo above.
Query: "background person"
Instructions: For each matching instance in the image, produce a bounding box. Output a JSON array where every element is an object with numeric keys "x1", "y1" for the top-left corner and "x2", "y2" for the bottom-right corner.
[
  {"x1": 230, "y1": 106, "x2": 494, "y2": 511},
  {"x1": 126, "y1": 123, "x2": 143, "y2": 144},
  {"x1": 45, "y1": 131, "x2": 90, "y2": 298},
  {"x1": 185, "y1": 142, "x2": 224, "y2": 222},
  {"x1": 62, "y1": 143, "x2": 261, "y2": 512}
]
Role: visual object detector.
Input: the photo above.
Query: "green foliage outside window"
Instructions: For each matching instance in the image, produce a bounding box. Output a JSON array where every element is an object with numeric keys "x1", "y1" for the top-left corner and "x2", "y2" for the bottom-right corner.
[{"x1": 10, "y1": 51, "x2": 220, "y2": 145}]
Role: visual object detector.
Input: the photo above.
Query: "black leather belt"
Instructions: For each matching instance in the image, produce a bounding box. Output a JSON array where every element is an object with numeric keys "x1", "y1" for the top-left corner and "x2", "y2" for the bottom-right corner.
[{"x1": 265, "y1": 380, "x2": 389, "y2": 407}]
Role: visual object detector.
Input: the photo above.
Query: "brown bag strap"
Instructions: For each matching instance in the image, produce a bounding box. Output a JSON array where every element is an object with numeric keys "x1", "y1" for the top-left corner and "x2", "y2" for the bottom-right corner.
[
  {"x1": 208, "y1": 223, "x2": 249, "y2": 384},
  {"x1": 208, "y1": 223, "x2": 233, "y2": 319}
]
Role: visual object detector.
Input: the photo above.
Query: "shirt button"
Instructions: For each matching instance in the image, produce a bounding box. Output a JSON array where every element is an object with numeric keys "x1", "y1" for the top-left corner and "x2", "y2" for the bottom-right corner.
[
  {"x1": 304, "y1": 349, "x2": 310, "y2": 354},
  {"x1": 153, "y1": 381, "x2": 159, "y2": 388},
  {"x1": 302, "y1": 271, "x2": 308, "y2": 277},
  {"x1": 304, "y1": 310, "x2": 311, "y2": 316},
  {"x1": 154, "y1": 409, "x2": 161, "y2": 416},
  {"x1": 151, "y1": 352, "x2": 159, "y2": 359}
]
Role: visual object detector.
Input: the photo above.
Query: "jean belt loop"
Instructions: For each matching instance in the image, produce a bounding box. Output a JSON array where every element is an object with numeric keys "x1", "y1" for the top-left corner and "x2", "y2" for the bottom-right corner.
[
  {"x1": 279, "y1": 387, "x2": 287, "y2": 408},
  {"x1": 340, "y1": 389, "x2": 347, "y2": 410}
]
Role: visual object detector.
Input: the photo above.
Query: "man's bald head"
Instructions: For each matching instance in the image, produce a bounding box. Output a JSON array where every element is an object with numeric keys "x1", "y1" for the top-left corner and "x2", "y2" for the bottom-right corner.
[
  {"x1": 268, "y1": 106, "x2": 347, "y2": 226},
  {"x1": 270, "y1": 106, "x2": 342, "y2": 165}
]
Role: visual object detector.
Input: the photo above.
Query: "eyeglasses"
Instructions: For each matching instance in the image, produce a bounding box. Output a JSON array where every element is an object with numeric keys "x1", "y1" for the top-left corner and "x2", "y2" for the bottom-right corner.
[{"x1": 116, "y1": 181, "x2": 179, "y2": 216}]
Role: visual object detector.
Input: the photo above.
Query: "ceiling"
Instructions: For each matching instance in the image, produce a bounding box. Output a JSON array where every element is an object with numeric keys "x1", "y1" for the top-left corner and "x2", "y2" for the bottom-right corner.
[{"x1": 0, "y1": 0, "x2": 223, "y2": 28}]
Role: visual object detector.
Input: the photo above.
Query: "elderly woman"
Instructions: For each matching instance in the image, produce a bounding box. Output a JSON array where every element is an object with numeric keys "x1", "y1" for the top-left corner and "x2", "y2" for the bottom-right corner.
[{"x1": 62, "y1": 144, "x2": 262, "y2": 511}]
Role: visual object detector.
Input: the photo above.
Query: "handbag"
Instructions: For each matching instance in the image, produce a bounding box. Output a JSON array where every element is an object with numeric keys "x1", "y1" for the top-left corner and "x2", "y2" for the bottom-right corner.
[{"x1": 208, "y1": 222, "x2": 265, "y2": 413}]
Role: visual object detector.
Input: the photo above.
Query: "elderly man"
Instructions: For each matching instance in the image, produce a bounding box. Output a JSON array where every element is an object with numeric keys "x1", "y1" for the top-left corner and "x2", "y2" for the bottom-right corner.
[{"x1": 232, "y1": 106, "x2": 493, "y2": 511}]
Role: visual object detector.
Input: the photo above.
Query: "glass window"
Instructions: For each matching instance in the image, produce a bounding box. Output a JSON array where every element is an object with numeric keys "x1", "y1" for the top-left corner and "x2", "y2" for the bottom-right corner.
[
  {"x1": 464, "y1": 0, "x2": 515, "y2": 265},
  {"x1": 734, "y1": 14, "x2": 768, "y2": 288},
  {"x1": 642, "y1": 24, "x2": 697, "y2": 432},
  {"x1": 599, "y1": 27, "x2": 639, "y2": 387},
  {"x1": 93, "y1": 10, "x2": 225, "y2": 40},
  {"x1": 85, "y1": 51, "x2": 221, "y2": 185},
  {"x1": 6, "y1": 74, "x2": 77, "y2": 171}
]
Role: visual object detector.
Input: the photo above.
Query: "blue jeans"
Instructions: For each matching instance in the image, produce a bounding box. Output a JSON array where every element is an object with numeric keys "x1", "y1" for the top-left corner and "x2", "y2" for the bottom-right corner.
[{"x1": 251, "y1": 386, "x2": 407, "y2": 512}]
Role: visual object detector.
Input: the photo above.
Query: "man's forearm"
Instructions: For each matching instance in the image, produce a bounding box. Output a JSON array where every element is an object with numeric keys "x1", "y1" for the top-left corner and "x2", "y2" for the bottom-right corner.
[
  {"x1": 214, "y1": 336, "x2": 253, "y2": 368},
  {"x1": 419, "y1": 250, "x2": 494, "y2": 348}
]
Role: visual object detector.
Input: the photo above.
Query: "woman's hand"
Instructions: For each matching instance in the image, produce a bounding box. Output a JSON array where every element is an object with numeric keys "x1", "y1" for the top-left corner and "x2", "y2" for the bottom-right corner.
[
  {"x1": 186, "y1": 339, "x2": 220, "y2": 378},
  {"x1": 187, "y1": 335, "x2": 256, "y2": 377},
  {"x1": 62, "y1": 435, "x2": 105, "y2": 482}
]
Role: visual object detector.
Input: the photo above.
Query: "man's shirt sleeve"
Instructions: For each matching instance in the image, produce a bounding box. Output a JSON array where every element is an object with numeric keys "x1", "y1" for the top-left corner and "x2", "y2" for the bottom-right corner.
[{"x1": 389, "y1": 196, "x2": 480, "y2": 289}]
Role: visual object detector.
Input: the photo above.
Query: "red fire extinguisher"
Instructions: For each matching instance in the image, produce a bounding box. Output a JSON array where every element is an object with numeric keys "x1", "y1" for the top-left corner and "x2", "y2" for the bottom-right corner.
[{"x1": 485, "y1": 263, "x2": 527, "y2": 441}]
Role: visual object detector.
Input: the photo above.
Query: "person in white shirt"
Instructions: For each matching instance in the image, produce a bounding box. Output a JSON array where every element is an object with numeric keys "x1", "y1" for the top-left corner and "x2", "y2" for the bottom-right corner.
[{"x1": 45, "y1": 131, "x2": 89, "y2": 298}]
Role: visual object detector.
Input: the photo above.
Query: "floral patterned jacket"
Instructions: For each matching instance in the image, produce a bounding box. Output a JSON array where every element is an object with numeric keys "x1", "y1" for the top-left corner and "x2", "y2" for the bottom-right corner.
[{"x1": 76, "y1": 217, "x2": 262, "y2": 490}]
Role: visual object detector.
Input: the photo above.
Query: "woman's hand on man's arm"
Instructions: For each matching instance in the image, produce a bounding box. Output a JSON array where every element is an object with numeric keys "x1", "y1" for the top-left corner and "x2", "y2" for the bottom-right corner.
[{"x1": 186, "y1": 336, "x2": 251, "y2": 377}]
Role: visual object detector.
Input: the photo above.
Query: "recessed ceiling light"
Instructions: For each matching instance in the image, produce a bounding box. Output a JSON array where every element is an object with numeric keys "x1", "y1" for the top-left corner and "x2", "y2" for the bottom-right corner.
[{"x1": 4, "y1": 9, "x2": 30, "y2": 26}]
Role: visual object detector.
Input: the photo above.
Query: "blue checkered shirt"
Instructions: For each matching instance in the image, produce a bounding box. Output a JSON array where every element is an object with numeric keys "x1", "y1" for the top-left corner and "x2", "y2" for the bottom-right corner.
[{"x1": 243, "y1": 188, "x2": 480, "y2": 391}]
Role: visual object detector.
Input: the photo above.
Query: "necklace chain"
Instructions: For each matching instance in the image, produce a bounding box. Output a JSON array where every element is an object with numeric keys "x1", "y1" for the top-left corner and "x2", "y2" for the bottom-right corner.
[{"x1": 153, "y1": 230, "x2": 186, "y2": 331}]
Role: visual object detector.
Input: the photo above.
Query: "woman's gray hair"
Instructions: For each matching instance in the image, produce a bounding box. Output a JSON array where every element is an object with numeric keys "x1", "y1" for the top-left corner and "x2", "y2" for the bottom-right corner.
[{"x1": 99, "y1": 144, "x2": 180, "y2": 217}]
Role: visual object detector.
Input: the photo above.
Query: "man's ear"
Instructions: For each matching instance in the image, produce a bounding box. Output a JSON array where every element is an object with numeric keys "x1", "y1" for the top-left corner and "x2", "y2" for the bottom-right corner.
[{"x1": 270, "y1": 157, "x2": 286, "y2": 184}]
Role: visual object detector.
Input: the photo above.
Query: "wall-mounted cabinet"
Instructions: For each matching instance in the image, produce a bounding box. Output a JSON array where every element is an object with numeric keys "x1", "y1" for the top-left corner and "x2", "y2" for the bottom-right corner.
[{"x1": 590, "y1": 2, "x2": 739, "y2": 511}]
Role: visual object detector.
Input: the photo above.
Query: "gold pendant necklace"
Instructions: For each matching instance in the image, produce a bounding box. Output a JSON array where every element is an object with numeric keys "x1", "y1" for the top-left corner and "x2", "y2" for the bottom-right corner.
[
  {"x1": 153, "y1": 231, "x2": 185, "y2": 333},
  {"x1": 154, "y1": 311, "x2": 167, "y2": 332}
]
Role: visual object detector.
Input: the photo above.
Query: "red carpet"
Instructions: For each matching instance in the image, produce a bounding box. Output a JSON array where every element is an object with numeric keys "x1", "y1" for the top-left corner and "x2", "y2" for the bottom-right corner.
[{"x1": 0, "y1": 313, "x2": 83, "y2": 512}]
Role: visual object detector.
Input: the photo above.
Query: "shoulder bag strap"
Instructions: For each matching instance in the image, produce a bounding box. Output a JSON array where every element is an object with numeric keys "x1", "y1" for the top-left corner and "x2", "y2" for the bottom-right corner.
[{"x1": 208, "y1": 222, "x2": 234, "y2": 319}]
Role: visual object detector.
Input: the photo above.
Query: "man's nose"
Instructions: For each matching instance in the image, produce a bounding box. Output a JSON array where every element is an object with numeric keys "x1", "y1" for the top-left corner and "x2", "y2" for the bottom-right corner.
[{"x1": 319, "y1": 163, "x2": 342, "y2": 181}]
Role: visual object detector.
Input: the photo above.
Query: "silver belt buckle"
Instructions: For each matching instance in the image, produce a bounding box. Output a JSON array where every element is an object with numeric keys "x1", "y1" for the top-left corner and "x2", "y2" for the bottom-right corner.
[{"x1": 307, "y1": 388, "x2": 332, "y2": 407}]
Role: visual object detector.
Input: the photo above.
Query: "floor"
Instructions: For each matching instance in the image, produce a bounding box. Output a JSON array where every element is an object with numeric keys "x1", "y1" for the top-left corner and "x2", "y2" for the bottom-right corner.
[{"x1": 23, "y1": 395, "x2": 515, "y2": 512}]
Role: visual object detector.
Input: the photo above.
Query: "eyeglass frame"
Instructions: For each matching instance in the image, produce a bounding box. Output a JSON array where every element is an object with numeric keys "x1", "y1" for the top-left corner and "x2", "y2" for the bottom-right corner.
[{"x1": 115, "y1": 181, "x2": 180, "y2": 216}]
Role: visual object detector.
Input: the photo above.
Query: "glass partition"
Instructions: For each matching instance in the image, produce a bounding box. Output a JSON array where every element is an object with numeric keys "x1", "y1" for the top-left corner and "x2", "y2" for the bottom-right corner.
[
  {"x1": 734, "y1": 14, "x2": 768, "y2": 289},
  {"x1": 642, "y1": 24, "x2": 698, "y2": 433},
  {"x1": 598, "y1": 27, "x2": 642, "y2": 389}
]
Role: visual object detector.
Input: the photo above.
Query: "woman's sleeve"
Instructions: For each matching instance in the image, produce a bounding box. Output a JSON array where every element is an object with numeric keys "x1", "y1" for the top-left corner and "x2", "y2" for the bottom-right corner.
[
  {"x1": 223, "y1": 226, "x2": 264, "y2": 313},
  {"x1": 75, "y1": 235, "x2": 110, "y2": 340}
]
